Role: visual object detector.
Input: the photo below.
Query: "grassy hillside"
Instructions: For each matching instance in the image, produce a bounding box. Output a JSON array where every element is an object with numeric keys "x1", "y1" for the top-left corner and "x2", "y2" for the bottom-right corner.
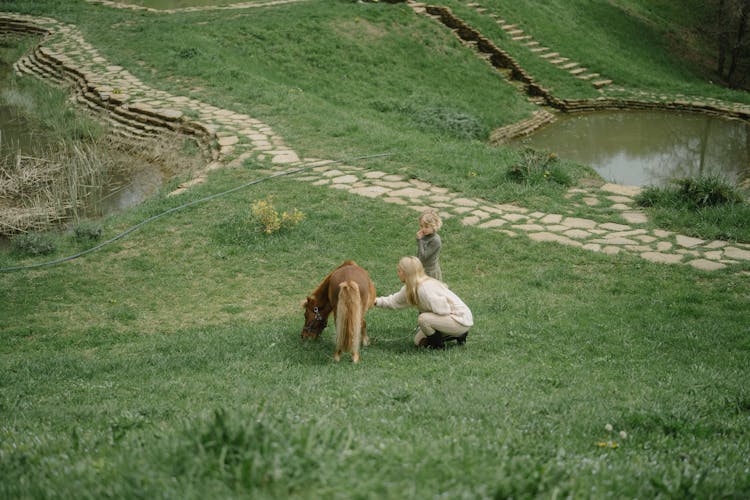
[
  {"x1": 447, "y1": 0, "x2": 746, "y2": 101},
  {"x1": 2, "y1": 172, "x2": 749, "y2": 498},
  {"x1": 1, "y1": 1, "x2": 749, "y2": 498}
]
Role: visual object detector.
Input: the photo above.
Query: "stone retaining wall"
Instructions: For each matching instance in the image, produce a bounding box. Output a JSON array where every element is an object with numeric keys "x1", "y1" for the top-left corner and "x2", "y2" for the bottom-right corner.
[
  {"x1": 0, "y1": 16, "x2": 219, "y2": 161},
  {"x1": 416, "y1": 3, "x2": 750, "y2": 141},
  {"x1": 489, "y1": 109, "x2": 555, "y2": 144},
  {"x1": 552, "y1": 96, "x2": 750, "y2": 121}
]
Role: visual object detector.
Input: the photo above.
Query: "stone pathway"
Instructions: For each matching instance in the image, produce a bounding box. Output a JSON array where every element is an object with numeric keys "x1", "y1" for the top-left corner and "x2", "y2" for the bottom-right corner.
[
  {"x1": 84, "y1": 0, "x2": 309, "y2": 14},
  {"x1": 277, "y1": 161, "x2": 750, "y2": 273},
  {"x1": 2, "y1": 9, "x2": 749, "y2": 274}
]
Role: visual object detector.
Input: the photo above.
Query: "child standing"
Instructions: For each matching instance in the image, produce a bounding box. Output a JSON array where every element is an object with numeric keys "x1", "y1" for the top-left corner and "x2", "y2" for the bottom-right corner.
[{"x1": 416, "y1": 210, "x2": 442, "y2": 281}]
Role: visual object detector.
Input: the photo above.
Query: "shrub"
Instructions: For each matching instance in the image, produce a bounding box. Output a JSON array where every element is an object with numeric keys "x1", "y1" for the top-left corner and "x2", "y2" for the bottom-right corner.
[
  {"x1": 506, "y1": 148, "x2": 571, "y2": 186},
  {"x1": 636, "y1": 175, "x2": 750, "y2": 241},
  {"x1": 11, "y1": 232, "x2": 57, "y2": 256},
  {"x1": 370, "y1": 99, "x2": 487, "y2": 140},
  {"x1": 636, "y1": 175, "x2": 745, "y2": 210},
  {"x1": 250, "y1": 197, "x2": 304, "y2": 234},
  {"x1": 675, "y1": 176, "x2": 744, "y2": 207},
  {"x1": 74, "y1": 222, "x2": 103, "y2": 243},
  {"x1": 412, "y1": 106, "x2": 486, "y2": 140}
]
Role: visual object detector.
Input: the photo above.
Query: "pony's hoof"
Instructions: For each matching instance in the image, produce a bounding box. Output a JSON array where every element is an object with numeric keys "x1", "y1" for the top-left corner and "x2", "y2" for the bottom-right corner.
[
  {"x1": 352, "y1": 353, "x2": 360, "y2": 363},
  {"x1": 334, "y1": 352, "x2": 341, "y2": 362}
]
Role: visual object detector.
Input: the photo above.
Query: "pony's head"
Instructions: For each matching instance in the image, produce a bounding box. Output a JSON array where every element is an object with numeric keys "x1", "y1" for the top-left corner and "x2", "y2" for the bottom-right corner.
[{"x1": 301, "y1": 296, "x2": 327, "y2": 339}]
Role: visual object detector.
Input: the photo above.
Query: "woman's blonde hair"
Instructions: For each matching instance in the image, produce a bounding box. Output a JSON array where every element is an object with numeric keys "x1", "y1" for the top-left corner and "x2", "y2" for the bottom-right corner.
[
  {"x1": 398, "y1": 256, "x2": 431, "y2": 305},
  {"x1": 419, "y1": 210, "x2": 442, "y2": 232}
]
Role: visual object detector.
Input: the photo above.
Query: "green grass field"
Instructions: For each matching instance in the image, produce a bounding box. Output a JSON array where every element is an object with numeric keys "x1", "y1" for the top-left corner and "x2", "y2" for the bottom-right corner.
[{"x1": 1, "y1": 0, "x2": 749, "y2": 498}]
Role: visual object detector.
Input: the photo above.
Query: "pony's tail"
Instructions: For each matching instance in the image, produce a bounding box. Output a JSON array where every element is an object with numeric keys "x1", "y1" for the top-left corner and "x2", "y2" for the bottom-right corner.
[{"x1": 336, "y1": 281, "x2": 362, "y2": 356}]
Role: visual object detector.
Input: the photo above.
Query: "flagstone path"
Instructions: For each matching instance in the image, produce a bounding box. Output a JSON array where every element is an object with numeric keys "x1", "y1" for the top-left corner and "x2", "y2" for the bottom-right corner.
[
  {"x1": 1, "y1": 8, "x2": 749, "y2": 274},
  {"x1": 84, "y1": 0, "x2": 309, "y2": 14}
]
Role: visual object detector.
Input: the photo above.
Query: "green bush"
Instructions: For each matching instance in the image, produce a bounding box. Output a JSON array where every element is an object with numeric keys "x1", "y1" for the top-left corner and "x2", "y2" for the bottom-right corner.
[
  {"x1": 74, "y1": 222, "x2": 103, "y2": 243},
  {"x1": 675, "y1": 176, "x2": 745, "y2": 207},
  {"x1": 506, "y1": 148, "x2": 572, "y2": 186},
  {"x1": 636, "y1": 175, "x2": 750, "y2": 241},
  {"x1": 370, "y1": 99, "x2": 487, "y2": 140},
  {"x1": 11, "y1": 231, "x2": 57, "y2": 256},
  {"x1": 636, "y1": 175, "x2": 745, "y2": 209},
  {"x1": 411, "y1": 106, "x2": 486, "y2": 140}
]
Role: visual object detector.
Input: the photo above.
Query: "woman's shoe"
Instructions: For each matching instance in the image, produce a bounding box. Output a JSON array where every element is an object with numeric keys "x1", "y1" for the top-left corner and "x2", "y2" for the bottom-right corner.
[
  {"x1": 443, "y1": 332, "x2": 468, "y2": 345},
  {"x1": 425, "y1": 332, "x2": 445, "y2": 349}
]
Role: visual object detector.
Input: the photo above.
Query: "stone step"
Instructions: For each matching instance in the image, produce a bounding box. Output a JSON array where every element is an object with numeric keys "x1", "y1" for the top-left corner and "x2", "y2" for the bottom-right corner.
[
  {"x1": 29, "y1": 48, "x2": 86, "y2": 90},
  {"x1": 449, "y1": 3, "x2": 613, "y2": 92},
  {"x1": 102, "y1": 115, "x2": 158, "y2": 141},
  {"x1": 16, "y1": 54, "x2": 65, "y2": 85},
  {"x1": 75, "y1": 92, "x2": 166, "y2": 137},
  {"x1": 31, "y1": 47, "x2": 68, "y2": 76},
  {"x1": 72, "y1": 93, "x2": 157, "y2": 140}
]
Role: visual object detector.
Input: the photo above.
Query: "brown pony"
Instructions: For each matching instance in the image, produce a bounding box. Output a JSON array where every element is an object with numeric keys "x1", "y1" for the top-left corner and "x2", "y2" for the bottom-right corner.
[{"x1": 301, "y1": 260, "x2": 376, "y2": 363}]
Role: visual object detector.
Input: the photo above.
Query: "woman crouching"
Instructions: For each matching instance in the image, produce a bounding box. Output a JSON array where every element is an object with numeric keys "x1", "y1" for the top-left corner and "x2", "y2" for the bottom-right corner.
[{"x1": 375, "y1": 256, "x2": 472, "y2": 348}]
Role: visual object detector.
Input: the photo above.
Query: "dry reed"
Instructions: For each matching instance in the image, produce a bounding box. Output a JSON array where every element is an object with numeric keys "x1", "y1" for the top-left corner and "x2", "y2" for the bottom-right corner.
[{"x1": 0, "y1": 133, "x2": 204, "y2": 235}]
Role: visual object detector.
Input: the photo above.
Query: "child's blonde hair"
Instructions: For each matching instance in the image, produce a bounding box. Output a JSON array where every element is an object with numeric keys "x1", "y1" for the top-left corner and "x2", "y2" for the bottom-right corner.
[{"x1": 419, "y1": 210, "x2": 442, "y2": 232}]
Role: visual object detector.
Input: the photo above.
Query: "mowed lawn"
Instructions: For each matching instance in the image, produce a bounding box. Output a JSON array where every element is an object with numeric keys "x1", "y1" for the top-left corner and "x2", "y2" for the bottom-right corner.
[{"x1": 1, "y1": 0, "x2": 750, "y2": 498}]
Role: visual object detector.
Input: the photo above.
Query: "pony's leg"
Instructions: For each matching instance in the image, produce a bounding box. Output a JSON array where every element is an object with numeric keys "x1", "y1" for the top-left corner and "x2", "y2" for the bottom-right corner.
[
  {"x1": 361, "y1": 318, "x2": 370, "y2": 346},
  {"x1": 353, "y1": 319, "x2": 362, "y2": 363},
  {"x1": 334, "y1": 350, "x2": 341, "y2": 362}
]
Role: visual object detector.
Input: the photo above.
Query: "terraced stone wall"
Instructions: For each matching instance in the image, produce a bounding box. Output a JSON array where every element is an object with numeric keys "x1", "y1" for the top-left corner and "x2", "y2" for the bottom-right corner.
[
  {"x1": 418, "y1": 3, "x2": 750, "y2": 142},
  {"x1": 0, "y1": 16, "x2": 218, "y2": 162}
]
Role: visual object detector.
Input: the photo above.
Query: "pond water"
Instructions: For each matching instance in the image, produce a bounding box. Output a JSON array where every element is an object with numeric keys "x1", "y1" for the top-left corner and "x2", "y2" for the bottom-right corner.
[
  {"x1": 513, "y1": 111, "x2": 750, "y2": 187},
  {"x1": 117, "y1": 0, "x2": 254, "y2": 8},
  {"x1": 1, "y1": 50, "x2": 169, "y2": 234}
]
